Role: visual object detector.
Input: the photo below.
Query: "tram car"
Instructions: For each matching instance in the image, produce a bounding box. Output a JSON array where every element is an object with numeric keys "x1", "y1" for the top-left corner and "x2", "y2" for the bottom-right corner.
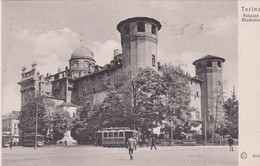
[
  {"x1": 2, "y1": 132, "x2": 11, "y2": 148},
  {"x1": 23, "y1": 133, "x2": 45, "y2": 147},
  {"x1": 96, "y1": 127, "x2": 138, "y2": 147}
]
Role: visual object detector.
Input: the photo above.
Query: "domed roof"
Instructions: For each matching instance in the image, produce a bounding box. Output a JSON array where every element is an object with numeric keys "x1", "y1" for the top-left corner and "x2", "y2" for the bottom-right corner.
[{"x1": 70, "y1": 46, "x2": 95, "y2": 61}]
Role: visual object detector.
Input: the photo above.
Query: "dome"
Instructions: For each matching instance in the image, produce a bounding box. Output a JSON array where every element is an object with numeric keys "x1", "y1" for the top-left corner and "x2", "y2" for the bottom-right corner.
[{"x1": 70, "y1": 46, "x2": 95, "y2": 61}]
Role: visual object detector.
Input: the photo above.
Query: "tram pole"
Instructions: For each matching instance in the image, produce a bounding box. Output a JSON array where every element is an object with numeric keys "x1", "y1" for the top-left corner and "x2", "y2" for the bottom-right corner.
[{"x1": 34, "y1": 98, "x2": 38, "y2": 149}]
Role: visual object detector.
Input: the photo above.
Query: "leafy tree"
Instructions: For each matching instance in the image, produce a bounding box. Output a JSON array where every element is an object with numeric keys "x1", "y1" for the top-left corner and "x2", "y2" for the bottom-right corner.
[
  {"x1": 19, "y1": 97, "x2": 74, "y2": 142},
  {"x1": 120, "y1": 68, "x2": 165, "y2": 134},
  {"x1": 120, "y1": 65, "x2": 192, "y2": 137},
  {"x1": 49, "y1": 109, "x2": 72, "y2": 141},
  {"x1": 160, "y1": 65, "x2": 192, "y2": 129},
  {"x1": 18, "y1": 97, "x2": 48, "y2": 135},
  {"x1": 223, "y1": 88, "x2": 238, "y2": 138},
  {"x1": 94, "y1": 86, "x2": 126, "y2": 128}
]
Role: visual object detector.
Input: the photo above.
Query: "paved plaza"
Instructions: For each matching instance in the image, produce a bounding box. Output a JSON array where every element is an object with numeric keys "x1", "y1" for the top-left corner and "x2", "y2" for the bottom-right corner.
[{"x1": 2, "y1": 145, "x2": 238, "y2": 166}]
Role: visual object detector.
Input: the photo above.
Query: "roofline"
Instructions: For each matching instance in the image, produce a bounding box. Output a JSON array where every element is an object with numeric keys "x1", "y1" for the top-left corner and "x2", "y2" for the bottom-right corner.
[
  {"x1": 117, "y1": 17, "x2": 161, "y2": 32},
  {"x1": 192, "y1": 55, "x2": 225, "y2": 65}
]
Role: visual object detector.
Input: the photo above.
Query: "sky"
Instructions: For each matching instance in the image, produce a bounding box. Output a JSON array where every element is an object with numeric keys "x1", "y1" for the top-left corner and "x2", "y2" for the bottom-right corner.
[{"x1": 2, "y1": 0, "x2": 238, "y2": 115}]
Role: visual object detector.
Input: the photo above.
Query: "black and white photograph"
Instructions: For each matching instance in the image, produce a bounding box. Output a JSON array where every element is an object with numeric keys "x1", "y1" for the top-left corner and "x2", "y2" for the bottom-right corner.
[{"x1": 1, "y1": 0, "x2": 260, "y2": 166}]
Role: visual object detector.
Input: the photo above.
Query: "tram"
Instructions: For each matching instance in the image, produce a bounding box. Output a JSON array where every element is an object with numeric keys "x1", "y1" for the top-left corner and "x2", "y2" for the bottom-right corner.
[
  {"x1": 23, "y1": 133, "x2": 45, "y2": 147},
  {"x1": 96, "y1": 127, "x2": 138, "y2": 147},
  {"x1": 2, "y1": 132, "x2": 11, "y2": 148}
]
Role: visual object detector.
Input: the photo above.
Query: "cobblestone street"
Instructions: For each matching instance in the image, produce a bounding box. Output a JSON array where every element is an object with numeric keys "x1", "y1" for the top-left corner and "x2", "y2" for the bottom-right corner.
[{"x1": 2, "y1": 145, "x2": 238, "y2": 166}]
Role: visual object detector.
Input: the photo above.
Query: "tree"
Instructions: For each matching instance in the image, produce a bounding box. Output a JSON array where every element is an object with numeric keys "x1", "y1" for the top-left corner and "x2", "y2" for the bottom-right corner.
[
  {"x1": 223, "y1": 88, "x2": 238, "y2": 138},
  {"x1": 94, "y1": 86, "x2": 126, "y2": 128},
  {"x1": 19, "y1": 97, "x2": 48, "y2": 135},
  {"x1": 19, "y1": 97, "x2": 74, "y2": 142},
  {"x1": 160, "y1": 65, "x2": 192, "y2": 129},
  {"x1": 120, "y1": 65, "x2": 192, "y2": 138},
  {"x1": 48, "y1": 109, "x2": 72, "y2": 141},
  {"x1": 120, "y1": 67, "x2": 165, "y2": 134}
]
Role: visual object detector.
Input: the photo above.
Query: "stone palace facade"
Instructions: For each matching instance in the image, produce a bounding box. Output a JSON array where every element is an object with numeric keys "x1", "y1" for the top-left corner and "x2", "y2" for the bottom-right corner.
[{"x1": 18, "y1": 17, "x2": 225, "y2": 128}]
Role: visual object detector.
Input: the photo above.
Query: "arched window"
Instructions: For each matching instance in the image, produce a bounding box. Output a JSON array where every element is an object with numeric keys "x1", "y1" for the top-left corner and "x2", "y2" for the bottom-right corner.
[
  {"x1": 124, "y1": 24, "x2": 130, "y2": 35},
  {"x1": 152, "y1": 24, "x2": 156, "y2": 35},
  {"x1": 152, "y1": 55, "x2": 155, "y2": 67},
  {"x1": 137, "y1": 22, "x2": 145, "y2": 32},
  {"x1": 207, "y1": 61, "x2": 212, "y2": 67},
  {"x1": 217, "y1": 61, "x2": 221, "y2": 67}
]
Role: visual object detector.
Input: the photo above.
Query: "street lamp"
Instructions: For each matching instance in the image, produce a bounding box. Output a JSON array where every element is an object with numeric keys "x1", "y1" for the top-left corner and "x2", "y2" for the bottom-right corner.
[
  {"x1": 169, "y1": 120, "x2": 173, "y2": 144},
  {"x1": 34, "y1": 98, "x2": 38, "y2": 149}
]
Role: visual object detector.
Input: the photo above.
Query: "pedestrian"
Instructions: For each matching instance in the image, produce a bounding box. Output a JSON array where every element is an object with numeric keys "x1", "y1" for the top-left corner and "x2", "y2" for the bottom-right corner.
[
  {"x1": 9, "y1": 141, "x2": 13, "y2": 149},
  {"x1": 65, "y1": 140, "x2": 67, "y2": 147},
  {"x1": 127, "y1": 136, "x2": 137, "y2": 161},
  {"x1": 150, "y1": 137, "x2": 157, "y2": 150},
  {"x1": 228, "y1": 136, "x2": 234, "y2": 151}
]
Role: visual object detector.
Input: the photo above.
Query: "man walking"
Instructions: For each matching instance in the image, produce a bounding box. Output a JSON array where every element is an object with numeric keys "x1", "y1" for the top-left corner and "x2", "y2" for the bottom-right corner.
[
  {"x1": 151, "y1": 137, "x2": 157, "y2": 150},
  {"x1": 127, "y1": 136, "x2": 137, "y2": 161},
  {"x1": 228, "y1": 136, "x2": 234, "y2": 151}
]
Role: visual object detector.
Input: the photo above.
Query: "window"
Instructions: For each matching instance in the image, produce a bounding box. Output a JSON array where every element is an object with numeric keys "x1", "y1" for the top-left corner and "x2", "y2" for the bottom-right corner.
[
  {"x1": 109, "y1": 132, "x2": 113, "y2": 137},
  {"x1": 104, "y1": 133, "x2": 108, "y2": 137},
  {"x1": 196, "y1": 91, "x2": 199, "y2": 97},
  {"x1": 218, "y1": 80, "x2": 221, "y2": 86},
  {"x1": 93, "y1": 88, "x2": 96, "y2": 94},
  {"x1": 217, "y1": 61, "x2": 221, "y2": 67},
  {"x1": 152, "y1": 55, "x2": 155, "y2": 67},
  {"x1": 152, "y1": 24, "x2": 156, "y2": 35},
  {"x1": 207, "y1": 61, "x2": 212, "y2": 67},
  {"x1": 73, "y1": 113, "x2": 75, "y2": 118},
  {"x1": 119, "y1": 132, "x2": 123, "y2": 137},
  {"x1": 114, "y1": 132, "x2": 118, "y2": 137},
  {"x1": 74, "y1": 61, "x2": 79, "y2": 68},
  {"x1": 197, "y1": 62, "x2": 201, "y2": 69},
  {"x1": 137, "y1": 22, "x2": 145, "y2": 32},
  {"x1": 124, "y1": 24, "x2": 130, "y2": 35}
]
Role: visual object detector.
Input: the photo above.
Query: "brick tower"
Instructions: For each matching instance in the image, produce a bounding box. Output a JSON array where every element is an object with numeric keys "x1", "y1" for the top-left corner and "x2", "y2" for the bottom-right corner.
[
  {"x1": 193, "y1": 55, "x2": 225, "y2": 134},
  {"x1": 117, "y1": 17, "x2": 161, "y2": 78}
]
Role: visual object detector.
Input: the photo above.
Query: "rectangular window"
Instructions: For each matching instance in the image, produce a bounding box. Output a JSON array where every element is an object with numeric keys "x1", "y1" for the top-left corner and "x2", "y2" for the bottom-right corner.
[
  {"x1": 74, "y1": 61, "x2": 79, "y2": 68},
  {"x1": 137, "y1": 22, "x2": 145, "y2": 32},
  {"x1": 207, "y1": 61, "x2": 212, "y2": 67},
  {"x1": 152, "y1": 24, "x2": 156, "y2": 35},
  {"x1": 114, "y1": 132, "x2": 118, "y2": 137},
  {"x1": 119, "y1": 132, "x2": 123, "y2": 137},
  {"x1": 197, "y1": 62, "x2": 201, "y2": 69},
  {"x1": 152, "y1": 55, "x2": 155, "y2": 67},
  {"x1": 217, "y1": 61, "x2": 221, "y2": 67},
  {"x1": 104, "y1": 133, "x2": 108, "y2": 137},
  {"x1": 196, "y1": 91, "x2": 199, "y2": 97},
  {"x1": 109, "y1": 132, "x2": 113, "y2": 137},
  {"x1": 124, "y1": 24, "x2": 130, "y2": 35}
]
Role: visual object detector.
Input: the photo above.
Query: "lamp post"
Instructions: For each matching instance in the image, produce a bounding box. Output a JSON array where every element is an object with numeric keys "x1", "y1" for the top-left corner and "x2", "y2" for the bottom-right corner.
[
  {"x1": 34, "y1": 98, "x2": 38, "y2": 149},
  {"x1": 204, "y1": 112, "x2": 207, "y2": 145},
  {"x1": 169, "y1": 120, "x2": 173, "y2": 144}
]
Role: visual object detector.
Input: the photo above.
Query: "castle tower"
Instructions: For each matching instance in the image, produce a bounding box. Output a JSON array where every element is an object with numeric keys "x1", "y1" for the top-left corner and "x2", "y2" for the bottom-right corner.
[
  {"x1": 117, "y1": 17, "x2": 161, "y2": 78},
  {"x1": 69, "y1": 46, "x2": 96, "y2": 78},
  {"x1": 193, "y1": 55, "x2": 225, "y2": 133}
]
